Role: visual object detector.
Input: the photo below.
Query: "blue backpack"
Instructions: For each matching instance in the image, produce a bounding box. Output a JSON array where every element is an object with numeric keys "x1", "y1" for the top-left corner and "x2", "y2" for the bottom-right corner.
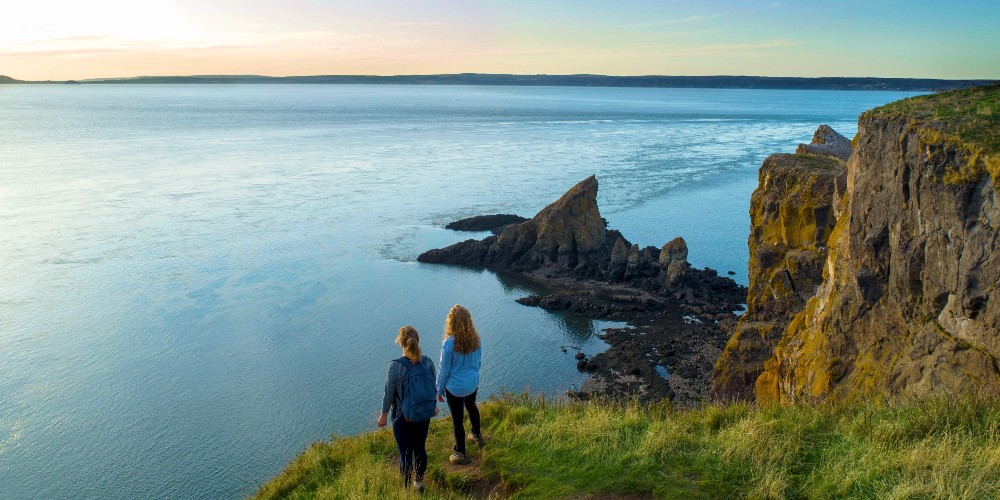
[{"x1": 395, "y1": 357, "x2": 436, "y2": 422}]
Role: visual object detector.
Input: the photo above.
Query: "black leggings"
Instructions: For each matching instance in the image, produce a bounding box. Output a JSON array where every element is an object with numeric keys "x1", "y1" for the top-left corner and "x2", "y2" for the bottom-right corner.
[
  {"x1": 391, "y1": 417, "x2": 430, "y2": 483},
  {"x1": 445, "y1": 389, "x2": 481, "y2": 453}
]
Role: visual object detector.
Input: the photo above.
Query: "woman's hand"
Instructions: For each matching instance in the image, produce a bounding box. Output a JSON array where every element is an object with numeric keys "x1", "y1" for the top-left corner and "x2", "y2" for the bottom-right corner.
[
  {"x1": 376, "y1": 412, "x2": 388, "y2": 428},
  {"x1": 434, "y1": 407, "x2": 440, "y2": 416},
  {"x1": 437, "y1": 394, "x2": 445, "y2": 403}
]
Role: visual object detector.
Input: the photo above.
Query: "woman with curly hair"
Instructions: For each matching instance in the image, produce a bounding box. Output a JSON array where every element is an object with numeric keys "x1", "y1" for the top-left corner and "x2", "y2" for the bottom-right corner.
[{"x1": 436, "y1": 304, "x2": 484, "y2": 465}]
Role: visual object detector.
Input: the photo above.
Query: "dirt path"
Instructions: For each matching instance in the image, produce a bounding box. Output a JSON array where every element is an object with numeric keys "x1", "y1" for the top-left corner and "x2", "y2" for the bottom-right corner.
[{"x1": 440, "y1": 456, "x2": 517, "y2": 499}]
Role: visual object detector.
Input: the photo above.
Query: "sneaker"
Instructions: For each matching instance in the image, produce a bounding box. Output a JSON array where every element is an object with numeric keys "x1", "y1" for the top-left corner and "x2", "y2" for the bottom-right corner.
[
  {"x1": 413, "y1": 481, "x2": 424, "y2": 493},
  {"x1": 468, "y1": 432, "x2": 486, "y2": 447},
  {"x1": 449, "y1": 451, "x2": 470, "y2": 464}
]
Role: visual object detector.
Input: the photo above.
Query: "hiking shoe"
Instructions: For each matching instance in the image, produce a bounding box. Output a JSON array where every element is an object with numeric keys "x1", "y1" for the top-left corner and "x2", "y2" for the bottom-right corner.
[
  {"x1": 413, "y1": 480, "x2": 424, "y2": 493},
  {"x1": 468, "y1": 432, "x2": 486, "y2": 447},
  {"x1": 449, "y1": 451, "x2": 470, "y2": 464}
]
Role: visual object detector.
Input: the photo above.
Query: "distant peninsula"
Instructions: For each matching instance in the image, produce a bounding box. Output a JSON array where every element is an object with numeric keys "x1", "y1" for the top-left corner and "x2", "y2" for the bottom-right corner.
[{"x1": 1, "y1": 73, "x2": 994, "y2": 91}]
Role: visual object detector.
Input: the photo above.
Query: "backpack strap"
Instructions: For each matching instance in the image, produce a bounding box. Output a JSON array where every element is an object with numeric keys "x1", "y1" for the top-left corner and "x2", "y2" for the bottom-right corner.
[{"x1": 390, "y1": 357, "x2": 411, "y2": 423}]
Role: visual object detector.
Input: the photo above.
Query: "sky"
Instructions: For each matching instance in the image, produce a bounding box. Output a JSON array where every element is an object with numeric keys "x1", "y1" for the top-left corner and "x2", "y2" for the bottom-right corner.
[{"x1": 1, "y1": 0, "x2": 998, "y2": 81}]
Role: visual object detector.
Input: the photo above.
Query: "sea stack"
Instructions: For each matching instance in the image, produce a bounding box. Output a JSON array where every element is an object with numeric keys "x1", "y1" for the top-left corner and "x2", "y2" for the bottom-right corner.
[
  {"x1": 418, "y1": 176, "x2": 606, "y2": 272},
  {"x1": 421, "y1": 175, "x2": 744, "y2": 307}
]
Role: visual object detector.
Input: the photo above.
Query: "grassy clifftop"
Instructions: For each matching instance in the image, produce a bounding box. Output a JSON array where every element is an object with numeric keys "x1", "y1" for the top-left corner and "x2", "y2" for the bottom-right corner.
[
  {"x1": 254, "y1": 393, "x2": 1000, "y2": 499},
  {"x1": 863, "y1": 83, "x2": 1000, "y2": 186}
]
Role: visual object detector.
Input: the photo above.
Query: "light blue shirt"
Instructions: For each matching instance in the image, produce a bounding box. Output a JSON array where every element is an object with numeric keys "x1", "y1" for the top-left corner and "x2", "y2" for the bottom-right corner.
[{"x1": 437, "y1": 336, "x2": 482, "y2": 398}]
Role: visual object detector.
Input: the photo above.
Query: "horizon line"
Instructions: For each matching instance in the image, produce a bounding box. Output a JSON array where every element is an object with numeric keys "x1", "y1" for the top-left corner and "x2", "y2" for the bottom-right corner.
[{"x1": 4, "y1": 72, "x2": 998, "y2": 83}]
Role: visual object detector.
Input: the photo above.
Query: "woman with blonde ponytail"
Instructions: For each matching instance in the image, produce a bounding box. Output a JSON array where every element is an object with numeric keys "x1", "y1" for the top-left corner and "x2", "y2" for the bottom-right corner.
[
  {"x1": 436, "y1": 305, "x2": 484, "y2": 465},
  {"x1": 378, "y1": 325, "x2": 438, "y2": 492}
]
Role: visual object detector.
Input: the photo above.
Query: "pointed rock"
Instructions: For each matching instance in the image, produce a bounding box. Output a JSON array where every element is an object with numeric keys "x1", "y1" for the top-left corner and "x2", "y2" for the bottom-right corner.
[{"x1": 419, "y1": 176, "x2": 606, "y2": 272}]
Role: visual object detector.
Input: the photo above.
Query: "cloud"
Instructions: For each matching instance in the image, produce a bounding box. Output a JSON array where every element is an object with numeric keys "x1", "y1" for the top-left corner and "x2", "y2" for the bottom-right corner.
[
  {"x1": 390, "y1": 22, "x2": 446, "y2": 27},
  {"x1": 0, "y1": 29, "x2": 395, "y2": 57},
  {"x1": 632, "y1": 14, "x2": 722, "y2": 29},
  {"x1": 13, "y1": 35, "x2": 111, "y2": 45},
  {"x1": 438, "y1": 37, "x2": 814, "y2": 65},
  {"x1": 2, "y1": 36, "x2": 250, "y2": 55},
  {"x1": 682, "y1": 38, "x2": 813, "y2": 53},
  {"x1": 670, "y1": 14, "x2": 723, "y2": 23}
]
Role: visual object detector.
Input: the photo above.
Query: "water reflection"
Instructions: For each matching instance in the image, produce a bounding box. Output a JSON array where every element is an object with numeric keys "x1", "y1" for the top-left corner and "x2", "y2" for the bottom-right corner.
[{"x1": 494, "y1": 270, "x2": 603, "y2": 344}]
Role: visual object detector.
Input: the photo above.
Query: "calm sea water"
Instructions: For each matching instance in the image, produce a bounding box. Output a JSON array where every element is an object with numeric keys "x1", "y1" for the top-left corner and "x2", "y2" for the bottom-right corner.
[{"x1": 0, "y1": 84, "x2": 917, "y2": 499}]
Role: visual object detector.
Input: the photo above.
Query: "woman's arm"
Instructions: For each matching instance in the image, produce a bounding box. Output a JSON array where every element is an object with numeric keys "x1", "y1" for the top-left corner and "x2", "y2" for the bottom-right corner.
[
  {"x1": 378, "y1": 362, "x2": 396, "y2": 427},
  {"x1": 437, "y1": 338, "x2": 453, "y2": 399},
  {"x1": 427, "y1": 357, "x2": 440, "y2": 415}
]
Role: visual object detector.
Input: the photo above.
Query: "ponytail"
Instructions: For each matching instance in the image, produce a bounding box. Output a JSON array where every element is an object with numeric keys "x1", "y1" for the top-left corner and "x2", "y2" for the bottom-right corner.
[{"x1": 395, "y1": 325, "x2": 422, "y2": 363}]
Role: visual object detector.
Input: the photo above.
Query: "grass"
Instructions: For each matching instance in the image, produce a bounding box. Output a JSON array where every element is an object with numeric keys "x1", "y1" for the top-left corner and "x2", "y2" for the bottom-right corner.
[
  {"x1": 862, "y1": 83, "x2": 1000, "y2": 187},
  {"x1": 253, "y1": 393, "x2": 1000, "y2": 499}
]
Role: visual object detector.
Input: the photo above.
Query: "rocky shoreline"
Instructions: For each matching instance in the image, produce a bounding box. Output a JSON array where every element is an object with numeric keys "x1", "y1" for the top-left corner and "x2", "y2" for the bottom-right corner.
[
  {"x1": 514, "y1": 274, "x2": 741, "y2": 403},
  {"x1": 418, "y1": 175, "x2": 746, "y2": 404}
]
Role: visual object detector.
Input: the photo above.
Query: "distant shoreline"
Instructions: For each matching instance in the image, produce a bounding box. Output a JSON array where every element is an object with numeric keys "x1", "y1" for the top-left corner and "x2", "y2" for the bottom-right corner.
[{"x1": 2, "y1": 73, "x2": 995, "y2": 91}]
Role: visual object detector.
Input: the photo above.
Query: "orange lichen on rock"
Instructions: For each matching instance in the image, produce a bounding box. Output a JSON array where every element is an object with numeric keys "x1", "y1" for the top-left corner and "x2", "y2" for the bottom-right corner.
[{"x1": 749, "y1": 87, "x2": 1000, "y2": 403}]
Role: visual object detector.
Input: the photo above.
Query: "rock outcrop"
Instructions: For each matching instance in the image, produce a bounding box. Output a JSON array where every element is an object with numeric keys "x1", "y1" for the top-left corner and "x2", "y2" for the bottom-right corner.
[
  {"x1": 445, "y1": 214, "x2": 528, "y2": 234},
  {"x1": 421, "y1": 174, "x2": 749, "y2": 403},
  {"x1": 717, "y1": 85, "x2": 1000, "y2": 402},
  {"x1": 659, "y1": 237, "x2": 689, "y2": 284},
  {"x1": 419, "y1": 176, "x2": 608, "y2": 272},
  {"x1": 712, "y1": 148, "x2": 846, "y2": 400},
  {"x1": 420, "y1": 175, "x2": 745, "y2": 307},
  {"x1": 795, "y1": 124, "x2": 853, "y2": 161}
]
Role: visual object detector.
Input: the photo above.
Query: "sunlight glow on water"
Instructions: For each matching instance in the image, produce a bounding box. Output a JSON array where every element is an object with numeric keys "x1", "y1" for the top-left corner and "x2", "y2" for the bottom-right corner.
[{"x1": 0, "y1": 84, "x2": 917, "y2": 498}]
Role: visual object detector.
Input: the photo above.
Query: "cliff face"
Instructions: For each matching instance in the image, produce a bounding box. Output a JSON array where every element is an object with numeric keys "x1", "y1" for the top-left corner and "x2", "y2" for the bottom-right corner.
[
  {"x1": 712, "y1": 129, "x2": 848, "y2": 400},
  {"x1": 729, "y1": 85, "x2": 1000, "y2": 402}
]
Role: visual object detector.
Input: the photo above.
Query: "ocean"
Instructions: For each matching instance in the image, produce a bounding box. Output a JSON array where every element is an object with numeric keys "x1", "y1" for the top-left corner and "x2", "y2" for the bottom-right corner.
[{"x1": 0, "y1": 84, "x2": 917, "y2": 498}]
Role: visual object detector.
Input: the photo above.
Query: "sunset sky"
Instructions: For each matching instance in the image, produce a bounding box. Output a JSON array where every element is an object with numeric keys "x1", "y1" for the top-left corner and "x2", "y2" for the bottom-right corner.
[{"x1": 2, "y1": 0, "x2": 998, "y2": 81}]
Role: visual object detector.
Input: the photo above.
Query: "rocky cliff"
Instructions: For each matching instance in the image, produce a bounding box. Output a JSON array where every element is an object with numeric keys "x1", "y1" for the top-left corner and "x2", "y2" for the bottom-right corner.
[
  {"x1": 718, "y1": 84, "x2": 1000, "y2": 402},
  {"x1": 712, "y1": 131, "x2": 848, "y2": 400}
]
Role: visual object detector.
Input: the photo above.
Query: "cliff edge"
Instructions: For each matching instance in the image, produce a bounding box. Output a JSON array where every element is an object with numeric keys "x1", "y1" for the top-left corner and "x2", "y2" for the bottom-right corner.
[
  {"x1": 719, "y1": 84, "x2": 1000, "y2": 402},
  {"x1": 712, "y1": 129, "x2": 848, "y2": 400}
]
